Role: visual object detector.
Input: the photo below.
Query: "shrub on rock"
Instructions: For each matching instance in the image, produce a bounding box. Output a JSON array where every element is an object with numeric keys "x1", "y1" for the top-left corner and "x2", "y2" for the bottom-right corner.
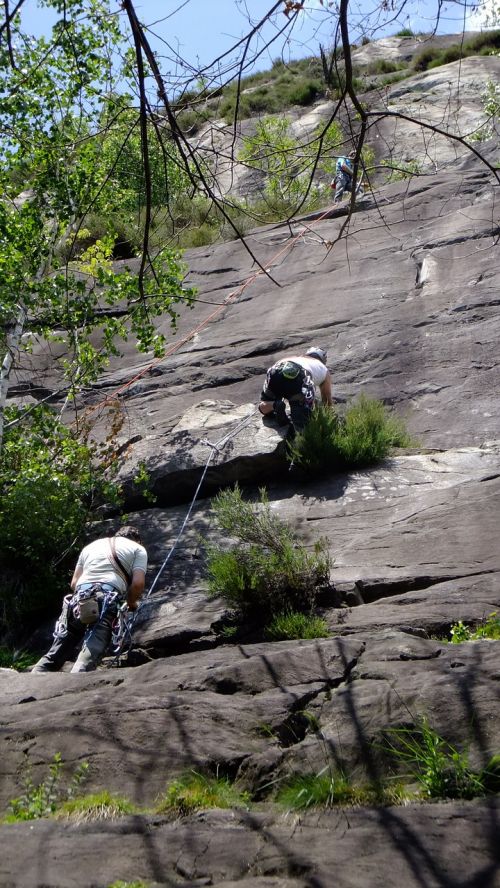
[
  {"x1": 205, "y1": 485, "x2": 331, "y2": 619},
  {"x1": 288, "y1": 397, "x2": 412, "y2": 475}
]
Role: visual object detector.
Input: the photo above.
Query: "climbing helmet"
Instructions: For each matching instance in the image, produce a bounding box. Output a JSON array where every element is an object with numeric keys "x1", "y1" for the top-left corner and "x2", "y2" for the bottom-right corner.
[{"x1": 306, "y1": 346, "x2": 328, "y2": 365}]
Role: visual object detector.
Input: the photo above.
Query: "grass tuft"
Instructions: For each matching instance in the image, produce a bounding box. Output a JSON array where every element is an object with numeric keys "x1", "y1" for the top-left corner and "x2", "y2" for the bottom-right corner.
[
  {"x1": 0, "y1": 646, "x2": 39, "y2": 671},
  {"x1": 107, "y1": 882, "x2": 150, "y2": 888},
  {"x1": 265, "y1": 611, "x2": 329, "y2": 640},
  {"x1": 156, "y1": 771, "x2": 250, "y2": 817},
  {"x1": 382, "y1": 717, "x2": 486, "y2": 799},
  {"x1": 276, "y1": 769, "x2": 404, "y2": 809},
  {"x1": 57, "y1": 790, "x2": 138, "y2": 822}
]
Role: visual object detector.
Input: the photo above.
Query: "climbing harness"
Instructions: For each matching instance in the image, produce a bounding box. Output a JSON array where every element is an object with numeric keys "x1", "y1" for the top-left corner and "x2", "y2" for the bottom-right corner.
[
  {"x1": 111, "y1": 408, "x2": 258, "y2": 664},
  {"x1": 52, "y1": 586, "x2": 120, "y2": 645}
]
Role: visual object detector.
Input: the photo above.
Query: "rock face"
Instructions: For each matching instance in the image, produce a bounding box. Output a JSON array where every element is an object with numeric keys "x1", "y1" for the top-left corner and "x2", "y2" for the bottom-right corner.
[{"x1": 2, "y1": 39, "x2": 500, "y2": 888}]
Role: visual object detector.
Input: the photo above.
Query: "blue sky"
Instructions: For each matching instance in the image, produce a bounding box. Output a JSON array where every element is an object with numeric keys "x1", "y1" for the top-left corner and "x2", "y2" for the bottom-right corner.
[{"x1": 24, "y1": 0, "x2": 493, "y2": 77}]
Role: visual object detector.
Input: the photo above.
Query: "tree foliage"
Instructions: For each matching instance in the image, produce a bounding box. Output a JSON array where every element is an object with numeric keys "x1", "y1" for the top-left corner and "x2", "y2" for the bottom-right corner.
[
  {"x1": 0, "y1": 404, "x2": 121, "y2": 634},
  {"x1": 239, "y1": 115, "x2": 343, "y2": 216},
  {"x1": 0, "y1": 0, "x2": 196, "y2": 442}
]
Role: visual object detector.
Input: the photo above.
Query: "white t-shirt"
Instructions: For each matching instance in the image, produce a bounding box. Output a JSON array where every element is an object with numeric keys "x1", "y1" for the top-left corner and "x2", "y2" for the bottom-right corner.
[
  {"x1": 285, "y1": 356, "x2": 328, "y2": 386},
  {"x1": 76, "y1": 536, "x2": 148, "y2": 593}
]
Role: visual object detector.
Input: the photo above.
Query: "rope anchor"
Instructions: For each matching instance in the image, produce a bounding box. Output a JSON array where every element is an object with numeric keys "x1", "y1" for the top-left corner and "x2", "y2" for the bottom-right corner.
[{"x1": 200, "y1": 438, "x2": 224, "y2": 454}]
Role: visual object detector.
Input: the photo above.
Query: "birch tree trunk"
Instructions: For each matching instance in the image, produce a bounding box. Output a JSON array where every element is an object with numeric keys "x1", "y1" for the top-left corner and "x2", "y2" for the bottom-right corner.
[{"x1": 0, "y1": 303, "x2": 27, "y2": 449}]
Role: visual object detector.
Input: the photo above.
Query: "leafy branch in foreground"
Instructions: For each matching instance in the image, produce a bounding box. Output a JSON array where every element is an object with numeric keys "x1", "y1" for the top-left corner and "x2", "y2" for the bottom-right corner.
[
  {"x1": 205, "y1": 485, "x2": 332, "y2": 620},
  {"x1": 0, "y1": 1, "x2": 197, "y2": 445}
]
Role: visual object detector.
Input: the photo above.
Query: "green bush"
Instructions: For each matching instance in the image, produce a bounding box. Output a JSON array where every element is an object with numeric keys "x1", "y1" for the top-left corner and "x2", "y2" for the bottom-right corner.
[
  {"x1": 395, "y1": 27, "x2": 414, "y2": 37},
  {"x1": 178, "y1": 222, "x2": 219, "y2": 249},
  {"x1": 288, "y1": 398, "x2": 412, "y2": 475},
  {"x1": 238, "y1": 114, "x2": 341, "y2": 222},
  {"x1": 465, "y1": 29, "x2": 500, "y2": 53},
  {"x1": 220, "y1": 61, "x2": 326, "y2": 122},
  {"x1": 265, "y1": 611, "x2": 329, "y2": 641},
  {"x1": 0, "y1": 405, "x2": 121, "y2": 635},
  {"x1": 57, "y1": 211, "x2": 142, "y2": 262},
  {"x1": 428, "y1": 46, "x2": 462, "y2": 68},
  {"x1": 367, "y1": 59, "x2": 402, "y2": 75},
  {"x1": 205, "y1": 485, "x2": 331, "y2": 619},
  {"x1": 381, "y1": 159, "x2": 421, "y2": 182},
  {"x1": 288, "y1": 77, "x2": 322, "y2": 106},
  {"x1": 413, "y1": 46, "x2": 441, "y2": 71},
  {"x1": 156, "y1": 771, "x2": 250, "y2": 817}
]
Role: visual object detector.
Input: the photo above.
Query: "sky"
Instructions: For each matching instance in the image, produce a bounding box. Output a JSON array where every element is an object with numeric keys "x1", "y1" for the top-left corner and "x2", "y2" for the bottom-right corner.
[{"x1": 23, "y1": 0, "x2": 497, "y2": 80}]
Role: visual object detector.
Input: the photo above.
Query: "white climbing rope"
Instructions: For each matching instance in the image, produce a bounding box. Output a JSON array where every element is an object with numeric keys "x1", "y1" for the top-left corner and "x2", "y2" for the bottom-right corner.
[{"x1": 112, "y1": 407, "x2": 258, "y2": 661}]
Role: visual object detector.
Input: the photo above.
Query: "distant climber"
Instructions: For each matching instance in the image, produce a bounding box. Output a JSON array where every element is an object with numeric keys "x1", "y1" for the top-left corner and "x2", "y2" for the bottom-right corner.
[
  {"x1": 331, "y1": 150, "x2": 362, "y2": 203},
  {"x1": 259, "y1": 346, "x2": 332, "y2": 432},
  {"x1": 32, "y1": 526, "x2": 148, "y2": 673}
]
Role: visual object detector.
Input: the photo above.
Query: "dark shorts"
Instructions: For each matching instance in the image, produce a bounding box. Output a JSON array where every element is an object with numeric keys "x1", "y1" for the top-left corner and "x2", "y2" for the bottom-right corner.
[{"x1": 261, "y1": 361, "x2": 316, "y2": 413}]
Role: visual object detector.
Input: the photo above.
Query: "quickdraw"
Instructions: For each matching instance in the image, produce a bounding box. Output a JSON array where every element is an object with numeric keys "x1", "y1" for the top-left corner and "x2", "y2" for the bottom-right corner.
[{"x1": 111, "y1": 603, "x2": 133, "y2": 654}]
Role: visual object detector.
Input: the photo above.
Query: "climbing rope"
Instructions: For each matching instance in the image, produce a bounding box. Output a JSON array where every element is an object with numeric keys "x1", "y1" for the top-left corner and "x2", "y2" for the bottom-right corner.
[
  {"x1": 111, "y1": 407, "x2": 257, "y2": 664},
  {"x1": 104, "y1": 201, "x2": 345, "y2": 664}
]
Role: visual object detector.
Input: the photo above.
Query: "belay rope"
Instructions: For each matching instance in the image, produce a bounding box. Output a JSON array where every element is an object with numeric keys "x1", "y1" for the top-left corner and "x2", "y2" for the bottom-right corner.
[{"x1": 111, "y1": 408, "x2": 258, "y2": 665}]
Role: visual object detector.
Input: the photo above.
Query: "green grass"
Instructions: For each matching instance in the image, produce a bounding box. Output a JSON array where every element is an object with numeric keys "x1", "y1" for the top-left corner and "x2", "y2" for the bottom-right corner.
[
  {"x1": 413, "y1": 30, "x2": 500, "y2": 72},
  {"x1": 156, "y1": 771, "x2": 250, "y2": 817},
  {"x1": 0, "y1": 646, "x2": 39, "y2": 671},
  {"x1": 107, "y1": 882, "x2": 150, "y2": 888},
  {"x1": 365, "y1": 59, "x2": 405, "y2": 75},
  {"x1": 382, "y1": 717, "x2": 487, "y2": 800},
  {"x1": 205, "y1": 485, "x2": 331, "y2": 619},
  {"x1": 56, "y1": 790, "x2": 138, "y2": 822},
  {"x1": 482, "y1": 754, "x2": 500, "y2": 793},
  {"x1": 288, "y1": 397, "x2": 413, "y2": 475},
  {"x1": 276, "y1": 770, "x2": 405, "y2": 809},
  {"x1": 449, "y1": 612, "x2": 500, "y2": 643},
  {"x1": 265, "y1": 611, "x2": 329, "y2": 641}
]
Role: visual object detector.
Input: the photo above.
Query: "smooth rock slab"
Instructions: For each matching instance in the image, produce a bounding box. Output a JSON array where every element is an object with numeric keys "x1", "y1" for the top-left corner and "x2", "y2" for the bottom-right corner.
[
  {"x1": 0, "y1": 637, "x2": 363, "y2": 809},
  {"x1": 1, "y1": 801, "x2": 499, "y2": 888},
  {"x1": 267, "y1": 629, "x2": 500, "y2": 786}
]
